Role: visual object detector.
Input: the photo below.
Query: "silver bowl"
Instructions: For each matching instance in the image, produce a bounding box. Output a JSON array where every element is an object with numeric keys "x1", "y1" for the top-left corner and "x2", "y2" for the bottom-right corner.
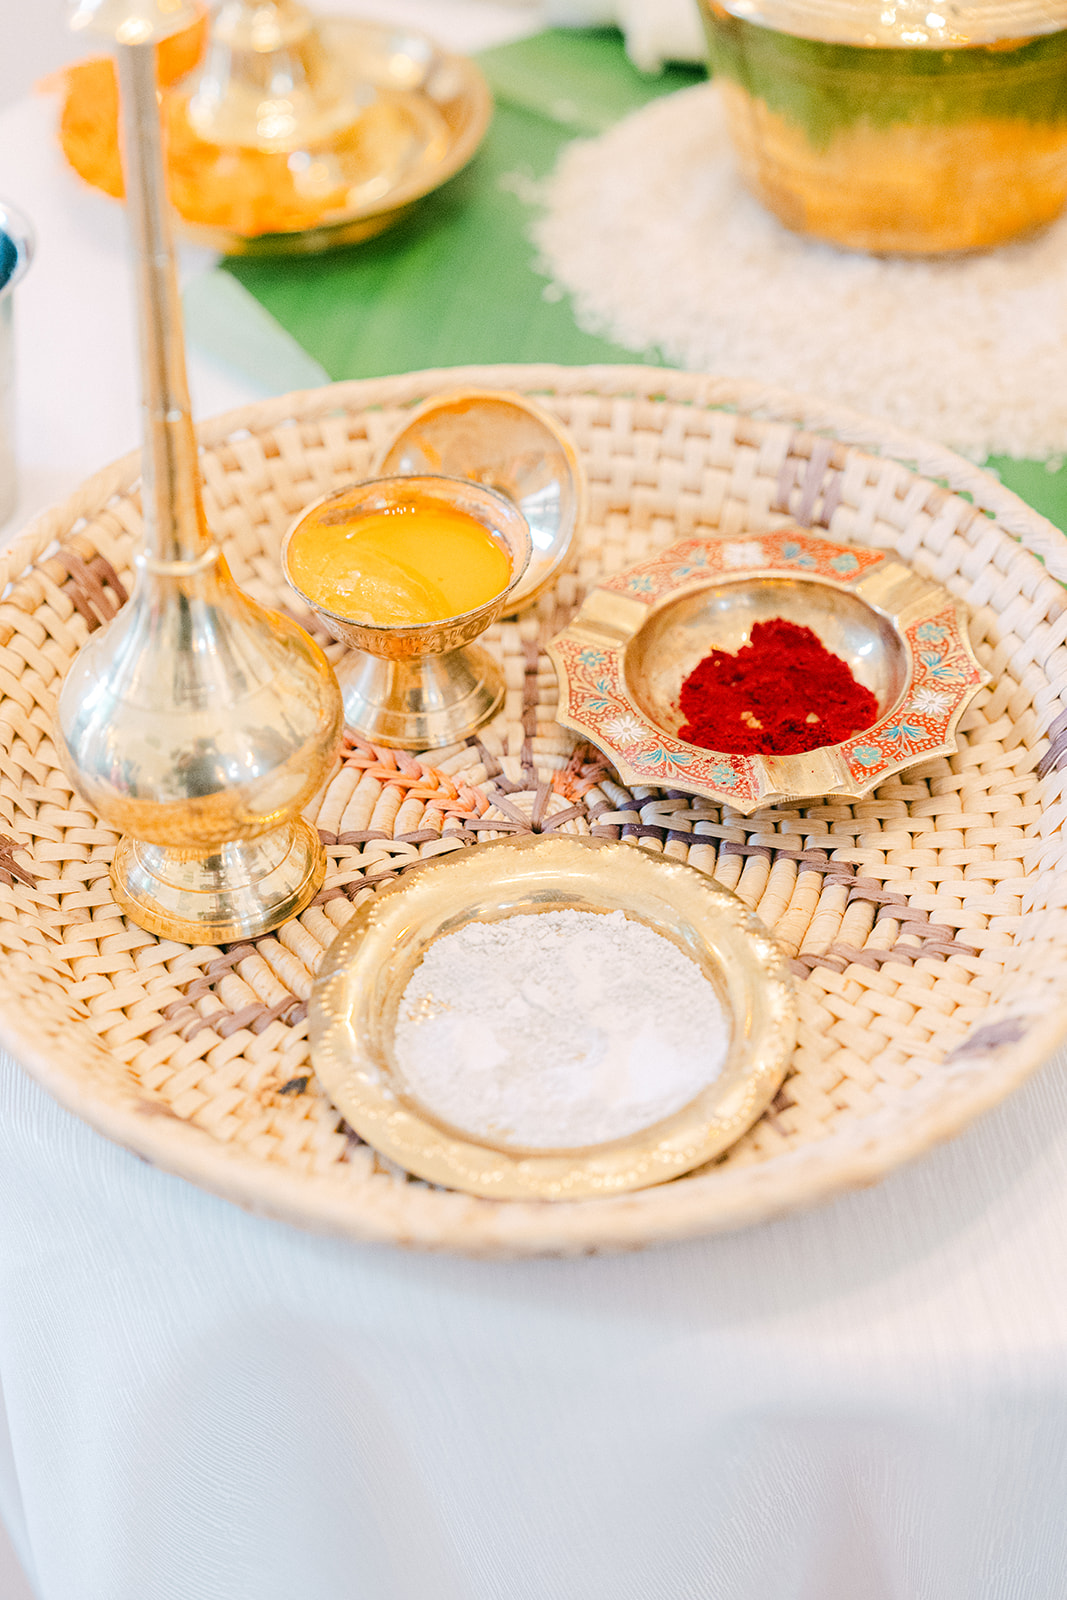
[{"x1": 376, "y1": 388, "x2": 585, "y2": 614}]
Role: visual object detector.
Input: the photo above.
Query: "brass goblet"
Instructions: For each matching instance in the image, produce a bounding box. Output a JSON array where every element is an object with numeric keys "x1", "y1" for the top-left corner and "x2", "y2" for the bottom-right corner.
[
  {"x1": 180, "y1": 0, "x2": 454, "y2": 247},
  {"x1": 185, "y1": 0, "x2": 371, "y2": 154},
  {"x1": 282, "y1": 477, "x2": 532, "y2": 751}
]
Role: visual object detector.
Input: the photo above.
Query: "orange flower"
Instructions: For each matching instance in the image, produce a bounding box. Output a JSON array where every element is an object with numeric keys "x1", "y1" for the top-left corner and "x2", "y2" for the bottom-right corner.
[{"x1": 57, "y1": 10, "x2": 209, "y2": 200}]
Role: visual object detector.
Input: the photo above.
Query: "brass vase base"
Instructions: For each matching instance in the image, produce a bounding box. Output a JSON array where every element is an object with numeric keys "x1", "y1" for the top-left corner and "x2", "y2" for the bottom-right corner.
[
  {"x1": 111, "y1": 817, "x2": 327, "y2": 944},
  {"x1": 335, "y1": 643, "x2": 505, "y2": 750}
]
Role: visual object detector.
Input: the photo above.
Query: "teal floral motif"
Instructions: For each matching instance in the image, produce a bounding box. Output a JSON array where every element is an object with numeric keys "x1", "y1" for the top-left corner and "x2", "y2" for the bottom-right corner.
[
  {"x1": 707, "y1": 763, "x2": 740, "y2": 788},
  {"x1": 920, "y1": 651, "x2": 964, "y2": 681},
  {"x1": 830, "y1": 552, "x2": 860, "y2": 576},
  {"x1": 780, "y1": 541, "x2": 816, "y2": 568},
  {"x1": 916, "y1": 622, "x2": 947, "y2": 643},
  {"x1": 631, "y1": 747, "x2": 698, "y2": 769},
  {"x1": 671, "y1": 562, "x2": 708, "y2": 580},
  {"x1": 851, "y1": 746, "x2": 883, "y2": 768},
  {"x1": 577, "y1": 647, "x2": 606, "y2": 669},
  {"x1": 582, "y1": 696, "x2": 614, "y2": 714},
  {"x1": 627, "y1": 575, "x2": 655, "y2": 594},
  {"x1": 883, "y1": 721, "x2": 924, "y2": 743}
]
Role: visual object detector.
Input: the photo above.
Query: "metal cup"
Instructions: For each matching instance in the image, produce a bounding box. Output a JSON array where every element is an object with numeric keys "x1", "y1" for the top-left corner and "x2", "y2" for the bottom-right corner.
[
  {"x1": 0, "y1": 202, "x2": 33, "y2": 529},
  {"x1": 282, "y1": 475, "x2": 532, "y2": 750}
]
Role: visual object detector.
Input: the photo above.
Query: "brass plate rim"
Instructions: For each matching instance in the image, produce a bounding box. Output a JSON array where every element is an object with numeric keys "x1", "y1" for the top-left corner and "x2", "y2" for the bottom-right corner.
[{"x1": 309, "y1": 834, "x2": 798, "y2": 1201}]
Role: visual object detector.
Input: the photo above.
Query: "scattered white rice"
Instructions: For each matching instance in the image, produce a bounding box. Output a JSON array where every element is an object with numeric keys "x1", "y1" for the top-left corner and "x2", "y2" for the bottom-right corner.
[{"x1": 528, "y1": 81, "x2": 1067, "y2": 460}]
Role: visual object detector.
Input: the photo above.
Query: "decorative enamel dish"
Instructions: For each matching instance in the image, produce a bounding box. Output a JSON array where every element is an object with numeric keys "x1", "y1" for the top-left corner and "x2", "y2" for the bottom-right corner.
[
  {"x1": 547, "y1": 527, "x2": 988, "y2": 815},
  {"x1": 309, "y1": 835, "x2": 798, "y2": 1201}
]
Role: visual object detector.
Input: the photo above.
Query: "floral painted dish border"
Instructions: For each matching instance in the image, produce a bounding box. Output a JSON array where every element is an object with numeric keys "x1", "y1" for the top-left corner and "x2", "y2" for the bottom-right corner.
[{"x1": 547, "y1": 527, "x2": 989, "y2": 815}]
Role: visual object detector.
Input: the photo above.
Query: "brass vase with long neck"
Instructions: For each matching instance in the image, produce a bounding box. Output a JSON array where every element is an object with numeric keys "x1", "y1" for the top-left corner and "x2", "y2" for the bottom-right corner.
[{"x1": 58, "y1": 1, "x2": 343, "y2": 944}]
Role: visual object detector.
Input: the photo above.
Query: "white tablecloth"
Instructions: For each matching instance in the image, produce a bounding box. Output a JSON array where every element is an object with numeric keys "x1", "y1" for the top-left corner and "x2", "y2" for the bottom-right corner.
[
  {"x1": 4, "y1": 1051, "x2": 1067, "y2": 1600},
  {"x1": 2, "y1": 6, "x2": 1067, "y2": 1597}
]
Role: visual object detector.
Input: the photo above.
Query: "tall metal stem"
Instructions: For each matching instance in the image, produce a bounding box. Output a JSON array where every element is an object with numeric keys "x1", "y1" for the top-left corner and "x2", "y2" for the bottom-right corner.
[
  {"x1": 116, "y1": 42, "x2": 210, "y2": 565},
  {"x1": 57, "y1": 18, "x2": 343, "y2": 943}
]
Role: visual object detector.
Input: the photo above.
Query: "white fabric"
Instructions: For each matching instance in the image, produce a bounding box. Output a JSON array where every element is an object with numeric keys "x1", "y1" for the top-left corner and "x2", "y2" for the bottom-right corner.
[
  {"x1": 543, "y1": 0, "x2": 706, "y2": 72},
  {"x1": 4, "y1": 1048, "x2": 1067, "y2": 1600},
  {"x1": 2, "y1": 6, "x2": 1067, "y2": 1596}
]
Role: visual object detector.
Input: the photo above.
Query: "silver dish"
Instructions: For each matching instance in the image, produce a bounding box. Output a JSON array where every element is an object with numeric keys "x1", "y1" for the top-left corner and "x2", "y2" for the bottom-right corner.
[
  {"x1": 376, "y1": 388, "x2": 586, "y2": 614},
  {"x1": 62, "y1": 15, "x2": 492, "y2": 257}
]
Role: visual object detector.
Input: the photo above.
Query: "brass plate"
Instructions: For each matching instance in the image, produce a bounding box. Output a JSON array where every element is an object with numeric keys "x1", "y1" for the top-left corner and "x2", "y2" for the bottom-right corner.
[
  {"x1": 309, "y1": 835, "x2": 797, "y2": 1201},
  {"x1": 175, "y1": 19, "x2": 492, "y2": 257}
]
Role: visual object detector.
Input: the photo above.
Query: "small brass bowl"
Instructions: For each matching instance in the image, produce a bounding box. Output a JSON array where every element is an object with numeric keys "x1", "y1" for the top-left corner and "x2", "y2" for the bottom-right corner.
[
  {"x1": 282, "y1": 475, "x2": 531, "y2": 750},
  {"x1": 309, "y1": 834, "x2": 798, "y2": 1201},
  {"x1": 548, "y1": 528, "x2": 989, "y2": 814},
  {"x1": 376, "y1": 388, "x2": 586, "y2": 614}
]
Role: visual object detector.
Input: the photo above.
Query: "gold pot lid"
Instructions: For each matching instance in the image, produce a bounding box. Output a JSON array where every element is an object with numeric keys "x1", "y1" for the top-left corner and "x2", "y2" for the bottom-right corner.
[{"x1": 704, "y1": 0, "x2": 1067, "y2": 47}]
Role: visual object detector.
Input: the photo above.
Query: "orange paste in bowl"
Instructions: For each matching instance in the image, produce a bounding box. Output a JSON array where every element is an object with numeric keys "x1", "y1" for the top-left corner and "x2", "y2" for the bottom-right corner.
[{"x1": 287, "y1": 497, "x2": 513, "y2": 627}]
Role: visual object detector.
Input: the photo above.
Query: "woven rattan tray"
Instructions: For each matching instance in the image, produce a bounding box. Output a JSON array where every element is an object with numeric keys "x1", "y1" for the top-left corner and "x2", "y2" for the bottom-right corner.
[{"x1": 1, "y1": 363, "x2": 1065, "y2": 1256}]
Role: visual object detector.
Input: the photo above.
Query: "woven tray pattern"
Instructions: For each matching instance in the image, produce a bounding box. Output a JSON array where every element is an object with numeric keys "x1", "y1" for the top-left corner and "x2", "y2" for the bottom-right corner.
[{"x1": 1, "y1": 364, "x2": 1066, "y2": 1256}]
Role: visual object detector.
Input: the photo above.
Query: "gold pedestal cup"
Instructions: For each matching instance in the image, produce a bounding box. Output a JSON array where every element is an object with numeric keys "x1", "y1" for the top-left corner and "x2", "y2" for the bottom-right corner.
[
  {"x1": 282, "y1": 476, "x2": 532, "y2": 751},
  {"x1": 376, "y1": 387, "x2": 587, "y2": 616},
  {"x1": 56, "y1": 3, "x2": 343, "y2": 945}
]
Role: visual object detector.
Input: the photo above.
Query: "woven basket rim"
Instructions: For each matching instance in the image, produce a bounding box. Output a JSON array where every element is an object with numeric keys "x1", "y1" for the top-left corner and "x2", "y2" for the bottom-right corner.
[
  {"x1": 3, "y1": 987, "x2": 1063, "y2": 1251},
  {"x1": 2, "y1": 360, "x2": 1064, "y2": 1256},
  {"x1": 9, "y1": 363, "x2": 1067, "y2": 591}
]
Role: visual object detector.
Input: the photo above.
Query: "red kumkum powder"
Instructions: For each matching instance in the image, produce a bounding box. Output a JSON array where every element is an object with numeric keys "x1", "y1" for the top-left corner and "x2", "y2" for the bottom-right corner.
[{"x1": 677, "y1": 618, "x2": 879, "y2": 756}]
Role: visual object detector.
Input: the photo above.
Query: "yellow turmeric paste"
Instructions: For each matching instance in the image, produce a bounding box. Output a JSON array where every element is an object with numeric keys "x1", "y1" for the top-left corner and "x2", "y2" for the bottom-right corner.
[{"x1": 287, "y1": 498, "x2": 513, "y2": 627}]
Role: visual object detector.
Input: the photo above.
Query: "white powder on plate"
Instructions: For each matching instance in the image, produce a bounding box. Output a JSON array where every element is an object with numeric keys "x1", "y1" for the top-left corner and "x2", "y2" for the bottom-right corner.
[
  {"x1": 529, "y1": 81, "x2": 1067, "y2": 460},
  {"x1": 392, "y1": 908, "x2": 729, "y2": 1149}
]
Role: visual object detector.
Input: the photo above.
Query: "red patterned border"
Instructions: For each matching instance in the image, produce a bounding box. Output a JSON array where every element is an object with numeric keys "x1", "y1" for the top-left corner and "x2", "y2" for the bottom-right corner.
[
  {"x1": 839, "y1": 608, "x2": 985, "y2": 784},
  {"x1": 600, "y1": 530, "x2": 887, "y2": 603},
  {"x1": 552, "y1": 634, "x2": 761, "y2": 805}
]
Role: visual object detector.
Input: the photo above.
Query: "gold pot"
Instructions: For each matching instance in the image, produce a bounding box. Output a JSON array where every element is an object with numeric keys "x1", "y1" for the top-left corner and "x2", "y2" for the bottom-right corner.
[{"x1": 698, "y1": 0, "x2": 1067, "y2": 253}]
